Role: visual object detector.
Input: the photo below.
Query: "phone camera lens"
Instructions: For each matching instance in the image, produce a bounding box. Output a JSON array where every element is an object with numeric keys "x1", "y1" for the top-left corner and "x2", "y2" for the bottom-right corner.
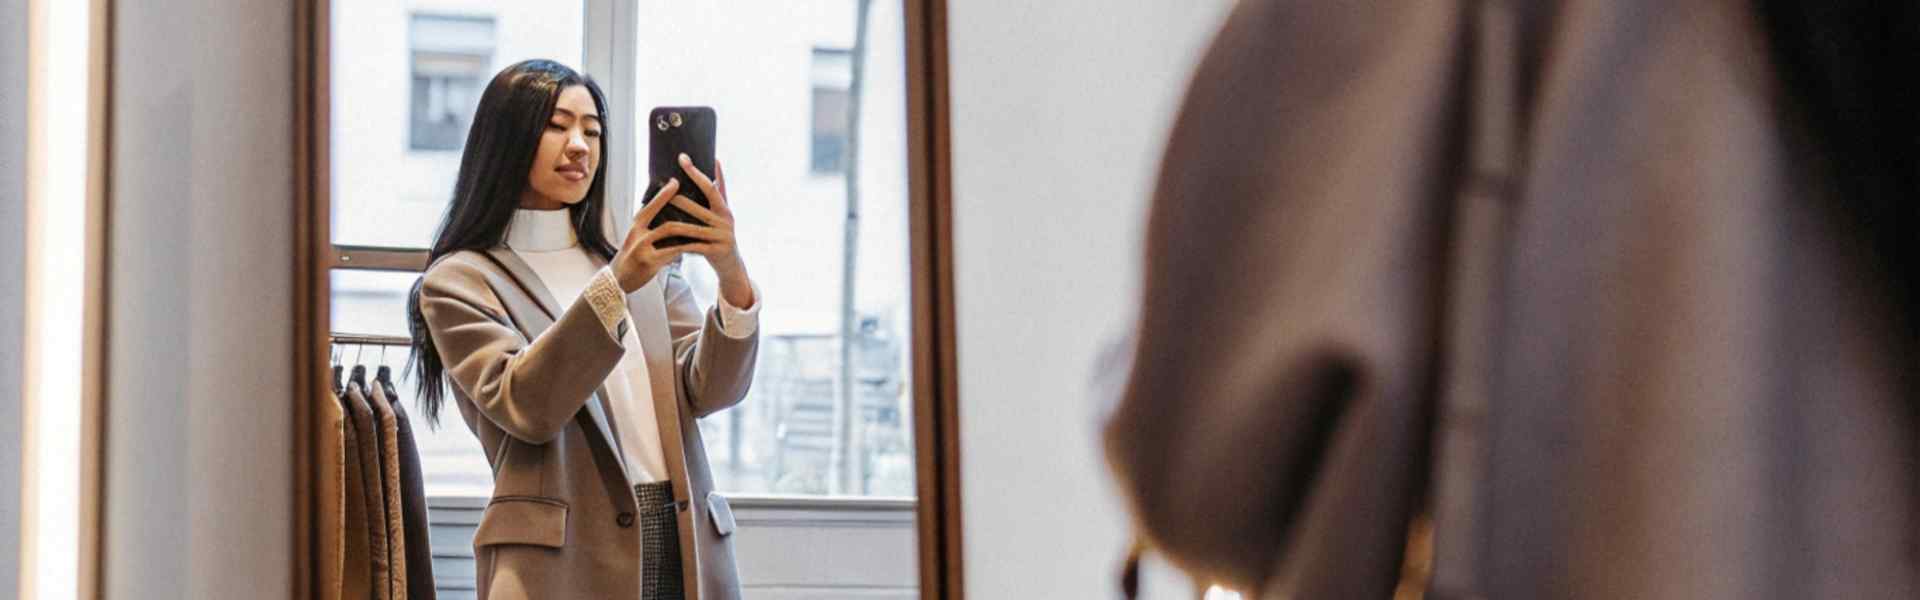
[
  {"x1": 670, "y1": 112, "x2": 684, "y2": 127},
  {"x1": 656, "y1": 115, "x2": 669, "y2": 131}
]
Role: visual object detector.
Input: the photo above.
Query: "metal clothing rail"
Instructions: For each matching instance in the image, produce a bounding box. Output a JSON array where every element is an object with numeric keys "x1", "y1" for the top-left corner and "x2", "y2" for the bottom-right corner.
[{"x1": 329, "y1": 332, "x2": 412, "y2": 347}]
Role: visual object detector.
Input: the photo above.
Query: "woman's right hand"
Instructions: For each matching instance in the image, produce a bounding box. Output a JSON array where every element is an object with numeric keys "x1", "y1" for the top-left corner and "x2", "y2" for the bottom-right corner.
[{"x1": 613, "y1": 178, "x2": 700, "y2": 292}]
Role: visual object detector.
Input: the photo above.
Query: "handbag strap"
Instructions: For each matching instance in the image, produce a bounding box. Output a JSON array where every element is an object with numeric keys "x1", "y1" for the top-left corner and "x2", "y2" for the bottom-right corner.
[{"x1": 1423, "y1": 0, "x2": 1521, "y2": 598}]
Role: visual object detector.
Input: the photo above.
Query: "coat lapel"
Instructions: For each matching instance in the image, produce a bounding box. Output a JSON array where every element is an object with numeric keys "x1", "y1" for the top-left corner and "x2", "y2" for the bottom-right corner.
[
  {"x1": 623, "y1": 265, "x2": 691, "y2": 492},
  {"x1": 586, "y1": 255, "x2": 692, "y2": 492},
  {"x1": 482, "y1": 247, "x2": 629, "y2": 477},
  {"x1": 483, "y1": 246, "x2": 563, "y2": 316}
]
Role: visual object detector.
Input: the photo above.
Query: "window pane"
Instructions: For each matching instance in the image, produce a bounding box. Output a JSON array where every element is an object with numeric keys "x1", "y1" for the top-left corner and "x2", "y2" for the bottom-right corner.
[
  {"x1": 811, "y1": 48, "x2": 853, "y2": 174},
  {"x1": 409, "y1": 14, "x2": 495, "y2": 151},
  {"x1": 331, "y1": 268, "x2": 495, "y2": 497},
  {"x1": 331, "y1": 1, "x2": 584, "y2": 249},
  {"x1": 634, "y1": 1, "x2": 914, "y2": 497}
]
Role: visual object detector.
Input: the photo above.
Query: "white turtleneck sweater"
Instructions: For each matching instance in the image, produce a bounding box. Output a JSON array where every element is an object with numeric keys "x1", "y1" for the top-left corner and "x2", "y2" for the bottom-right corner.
[{"x1": 503, "y1": 208, "x2": 759, "y2": 485}]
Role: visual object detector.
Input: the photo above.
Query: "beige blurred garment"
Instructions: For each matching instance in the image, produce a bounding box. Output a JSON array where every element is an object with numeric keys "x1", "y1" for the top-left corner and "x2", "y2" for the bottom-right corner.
[
  {"x1": 343, "y1": 379, "x2": 391, "y2": 600},
  {"x1": 341, "y1": 380, "x2": 375, "y2": 600},
  {"x1": 368, "y1": 374, "x2": 408, "y2": 599},
  {"x1": 1102, "y1": 1, "x2": 1918, "y2": 598},
  {"x1": 320, "y1": 381, "x2": 347, "y2": 600}
]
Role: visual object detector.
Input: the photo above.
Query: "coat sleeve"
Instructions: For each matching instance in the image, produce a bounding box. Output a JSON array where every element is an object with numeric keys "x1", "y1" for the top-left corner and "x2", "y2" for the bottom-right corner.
[
  {"x1": 1101, "y1": 0, "x2": 1461, "y2": 594},
  {"x1": 419, "y1": 255, "x2": 627, "y2": 444},
  {"x1": 664, "y1": 263, "x2": 760, "y2": 419}
]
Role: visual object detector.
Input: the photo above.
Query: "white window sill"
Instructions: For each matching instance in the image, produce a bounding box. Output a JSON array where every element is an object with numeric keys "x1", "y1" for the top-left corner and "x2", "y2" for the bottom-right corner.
[{"x1": 426, "y1": 493, "x2": 915, "y2": 511}]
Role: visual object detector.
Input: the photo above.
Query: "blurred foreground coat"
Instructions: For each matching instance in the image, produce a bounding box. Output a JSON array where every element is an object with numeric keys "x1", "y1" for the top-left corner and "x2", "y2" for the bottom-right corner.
[{"x1": 1102, "y1": 1, "x2": 1918, "y2": 598}]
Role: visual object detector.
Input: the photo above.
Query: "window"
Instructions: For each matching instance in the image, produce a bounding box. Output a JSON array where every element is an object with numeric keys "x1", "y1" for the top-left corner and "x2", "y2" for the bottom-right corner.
[
  {"x1": 331, "y1": 0, "x2": 584, "y2": 497},
  {"x1": 408, "y1": 15, "x2": 495, "y2": 151},
  {"x1": 632, "y1": 1, "x2": 914, "y2": 497},
  {"x1": 810, "y1": 48, "x2": 853, "y2": 174},
  {"x1": 330, "y1": 0, "x2": 913, "y2": 500}
]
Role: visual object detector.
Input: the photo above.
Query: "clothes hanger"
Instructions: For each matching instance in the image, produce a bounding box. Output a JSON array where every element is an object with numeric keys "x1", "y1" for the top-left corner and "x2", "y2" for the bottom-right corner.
[
  {"x1": 349, "y1": 343, "x2": 368, "y2": 388},
  {"x1": 375, "y1": 344, "x2": 395, "y2": 396},
  {"x1": 331, "y1": 342, "x2": 345, "y2": 398}
]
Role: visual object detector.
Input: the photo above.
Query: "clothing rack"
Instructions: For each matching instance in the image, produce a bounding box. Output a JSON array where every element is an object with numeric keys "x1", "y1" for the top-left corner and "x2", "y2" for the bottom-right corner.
[
  {"x1": 331, "y1": 332, "x2": 413, "y2": 347},
  {"x1": 325, "y1": 328, "x2": 439, "y2": 600}
]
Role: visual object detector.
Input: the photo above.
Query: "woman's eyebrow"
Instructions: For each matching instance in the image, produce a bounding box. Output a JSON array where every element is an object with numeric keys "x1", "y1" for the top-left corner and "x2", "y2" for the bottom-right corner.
[{"x1": 551, "y1": 107, "x2": 603, "y2": 123}]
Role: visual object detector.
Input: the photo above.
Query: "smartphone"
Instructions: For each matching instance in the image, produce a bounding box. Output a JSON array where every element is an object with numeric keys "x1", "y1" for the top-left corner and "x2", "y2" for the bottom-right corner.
[{"x1": 646, "y1": 106, "x2": 717, "y2": 248}]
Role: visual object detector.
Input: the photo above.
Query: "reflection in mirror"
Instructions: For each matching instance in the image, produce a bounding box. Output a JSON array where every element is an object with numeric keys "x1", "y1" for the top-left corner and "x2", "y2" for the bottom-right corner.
[{"x1": 321, "y1": 1, "x2": 917, "y2": 598}]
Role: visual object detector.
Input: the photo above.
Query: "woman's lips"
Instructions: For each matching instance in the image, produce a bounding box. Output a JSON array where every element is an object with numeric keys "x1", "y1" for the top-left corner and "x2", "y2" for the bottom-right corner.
[{"x1": 557, "y1": 164, "x2": 588, "y2": 181}]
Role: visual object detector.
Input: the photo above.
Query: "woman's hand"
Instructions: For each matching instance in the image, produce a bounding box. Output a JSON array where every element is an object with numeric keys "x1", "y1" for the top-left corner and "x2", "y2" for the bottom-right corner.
[
  {"x1": 611, "y1": 154, "x2": 754, "y2": 309},
  {"x1": 613, "y1": 178, "x2": 699, "y2": 292},
  {"x1": 668, "y1": 155, "x2": 746, "y2": 274},
  {"x1": 670, "y1": 155, "x2": 756, "y2": 309}
]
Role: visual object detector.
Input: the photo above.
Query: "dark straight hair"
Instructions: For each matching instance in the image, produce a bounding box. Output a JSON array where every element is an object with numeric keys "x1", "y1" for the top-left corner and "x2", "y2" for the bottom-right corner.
[
  {"x1": 1754, "y1": 2, "x2": 1920, "y2": 382},
  {"x1": 406, "y1": 59, "x2": 619, "y2": 426}
]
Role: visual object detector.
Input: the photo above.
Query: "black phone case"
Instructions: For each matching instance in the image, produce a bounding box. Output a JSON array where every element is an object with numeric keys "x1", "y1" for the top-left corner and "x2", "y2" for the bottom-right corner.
[{"x1": 647, "y1": 106, "x2": 717, "y2": 248}]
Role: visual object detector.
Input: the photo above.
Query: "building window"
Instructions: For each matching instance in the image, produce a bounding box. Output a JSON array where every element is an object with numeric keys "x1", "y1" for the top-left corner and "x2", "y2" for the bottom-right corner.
[
  {"x1": 409, "y1": 14, "x2": 495, "y2": 152},
  {"x1": 810, "y1": 47, "x2": 853, "y2": 174}
]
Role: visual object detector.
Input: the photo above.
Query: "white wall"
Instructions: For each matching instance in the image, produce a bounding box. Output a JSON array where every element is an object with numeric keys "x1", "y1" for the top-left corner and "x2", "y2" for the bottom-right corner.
[
  {"x1": 103, "y1": 0, "x2": 294, "y2": 597},
  {"x1": 0, "y1": 0, "x2": 26, "y2": 593},
  {"x1": 947, "y1": 1, "x2": 1236, "y2": 597}
]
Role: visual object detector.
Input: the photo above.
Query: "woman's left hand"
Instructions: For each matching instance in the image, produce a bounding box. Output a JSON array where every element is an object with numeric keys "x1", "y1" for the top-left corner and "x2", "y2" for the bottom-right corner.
[{"x1": 671, "y1": 153, "x2": 756, "y2": 308}]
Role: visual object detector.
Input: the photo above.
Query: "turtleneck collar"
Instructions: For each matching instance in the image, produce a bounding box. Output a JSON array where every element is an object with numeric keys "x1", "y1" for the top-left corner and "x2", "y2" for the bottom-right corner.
[{"x1": 504, "y1": 208, "x2": 579, "y2": 252}]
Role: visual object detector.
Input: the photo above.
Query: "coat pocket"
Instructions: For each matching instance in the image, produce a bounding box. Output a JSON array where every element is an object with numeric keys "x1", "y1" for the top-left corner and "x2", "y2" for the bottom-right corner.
[
  {"x1": 475, "y1": 496, "x2": 570, "y2": 548},
  {"x1": 706, "y1": 492, "x2": 737, "y2": 537}
]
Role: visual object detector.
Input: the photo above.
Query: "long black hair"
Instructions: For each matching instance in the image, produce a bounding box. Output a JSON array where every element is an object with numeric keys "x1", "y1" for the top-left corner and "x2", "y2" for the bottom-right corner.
[
  {"x1": 407, "y1": 59, "x2": 619, "y2": 426},
  {"x1": 1753, "y1": 2, "x2": 1920, "y2": 376}
]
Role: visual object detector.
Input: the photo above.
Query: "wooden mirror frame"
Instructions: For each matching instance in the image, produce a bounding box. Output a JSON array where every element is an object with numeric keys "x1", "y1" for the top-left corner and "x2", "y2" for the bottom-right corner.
[
  {"x1": 904, "y1": 1, "x2": 962, "y2": 597},
  {"x1": 289, "y1": 1, "x2": 962, "y2": 598}
]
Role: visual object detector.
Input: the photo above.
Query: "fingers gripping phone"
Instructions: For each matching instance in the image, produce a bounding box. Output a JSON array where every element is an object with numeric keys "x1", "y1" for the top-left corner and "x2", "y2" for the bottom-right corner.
[{"x1": 646, "y1": 106, "x2": 716, "y2": 248}]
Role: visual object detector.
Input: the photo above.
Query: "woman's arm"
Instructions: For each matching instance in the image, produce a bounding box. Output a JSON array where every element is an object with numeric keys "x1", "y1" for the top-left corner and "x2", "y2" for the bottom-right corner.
[
  {"x1": 420, "y1": 255, "x2": 626, "y2": 443},
  {"x1": 650, "y1": 156, "x2": 760, "y2": 418},
  {"x1": 665, "y1": 265, "x2": 760, "y2": 419}
]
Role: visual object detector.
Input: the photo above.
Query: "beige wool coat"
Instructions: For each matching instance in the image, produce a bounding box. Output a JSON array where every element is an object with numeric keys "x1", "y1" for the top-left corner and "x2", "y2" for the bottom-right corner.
[{"x1": 420, "y1": 247, "x2": 758, "y2": 600}]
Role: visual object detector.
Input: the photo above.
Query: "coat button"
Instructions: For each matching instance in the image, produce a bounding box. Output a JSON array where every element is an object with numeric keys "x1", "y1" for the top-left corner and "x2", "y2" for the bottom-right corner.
[{"x1": 616, "y1": 512, "x2": 635, "y2": 528}]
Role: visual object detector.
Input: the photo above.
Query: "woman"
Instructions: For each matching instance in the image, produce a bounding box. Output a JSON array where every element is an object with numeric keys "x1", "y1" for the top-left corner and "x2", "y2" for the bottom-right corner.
[{"x1": 407, "y1": 59, "x2": 760, "y2": 600}]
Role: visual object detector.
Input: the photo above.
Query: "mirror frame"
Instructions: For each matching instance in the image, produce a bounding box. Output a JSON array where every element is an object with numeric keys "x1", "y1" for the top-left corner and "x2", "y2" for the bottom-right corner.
[
  {"x1": 289, "y1": 1, "x2": 963, "y2": 598},
  {"x1": 904, "y1": 0, "x2": 962, "y2": 597}
]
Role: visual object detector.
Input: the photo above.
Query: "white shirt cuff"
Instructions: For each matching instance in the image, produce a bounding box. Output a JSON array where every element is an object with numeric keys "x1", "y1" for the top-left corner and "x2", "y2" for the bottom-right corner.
[
  {"x1": 715, "y1": 280, "x2": 762, "y2": 339},
  {"x1": 584, "y1": 266, "x2": 630, "y2": 342}
]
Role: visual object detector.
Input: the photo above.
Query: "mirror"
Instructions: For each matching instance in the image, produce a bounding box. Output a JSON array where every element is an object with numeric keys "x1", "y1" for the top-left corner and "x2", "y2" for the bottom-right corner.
[{"x1": 313, "y1": 1, "x2": 941, "y2": 598}]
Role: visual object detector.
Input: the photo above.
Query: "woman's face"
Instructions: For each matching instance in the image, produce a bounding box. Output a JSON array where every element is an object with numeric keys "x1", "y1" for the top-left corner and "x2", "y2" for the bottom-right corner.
[{"x1": 520, "y1": 84, "x2": 602, "y2": 209}]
